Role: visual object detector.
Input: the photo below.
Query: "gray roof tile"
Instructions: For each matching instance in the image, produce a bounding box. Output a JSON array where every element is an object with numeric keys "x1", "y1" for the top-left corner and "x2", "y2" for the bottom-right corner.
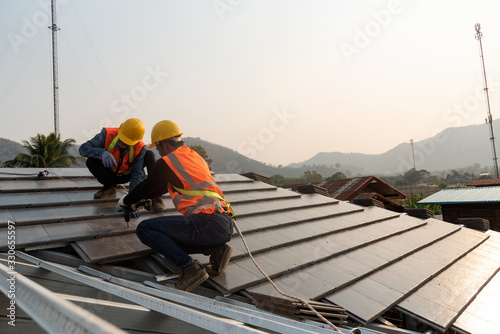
[{"x1": 1, "y1": 169, "x2": 499, "y2": 333}]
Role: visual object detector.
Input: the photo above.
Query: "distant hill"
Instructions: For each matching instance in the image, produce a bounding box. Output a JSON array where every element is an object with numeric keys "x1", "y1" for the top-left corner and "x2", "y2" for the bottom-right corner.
[
  {"x1": 0, "y1": 138, "x2": 26, "y2": 164},
  {"x1": 182, "y1": 137, "x2": 357, "y2": 178},
  {"x1": 0, "y1": 136, "x2": 348, "y2": 178},
  {"x1": 2, "y1": 119, "x2": 499, "y2": 177},
  {"x1": 290, "y1": 120, "x2": 500, "y2": 175}
]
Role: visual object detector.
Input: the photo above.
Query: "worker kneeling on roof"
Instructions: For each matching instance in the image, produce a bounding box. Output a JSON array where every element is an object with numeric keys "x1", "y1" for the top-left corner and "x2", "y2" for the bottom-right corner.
[
  {"x1": 79, "y1": 118, "x2": 165, "y2": 214},
  {"x1": 119, "y1": 120, "x2": 234, "y2": 292}
]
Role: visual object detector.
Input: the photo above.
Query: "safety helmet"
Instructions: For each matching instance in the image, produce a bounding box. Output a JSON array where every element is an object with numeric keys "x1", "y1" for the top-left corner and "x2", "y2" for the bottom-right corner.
[
  {"x1": 117, "y1": 118, "x2": 145, "y2": 146},
  {"x1": 149, "y1": 120, "x2": 183, "y2": 148}
]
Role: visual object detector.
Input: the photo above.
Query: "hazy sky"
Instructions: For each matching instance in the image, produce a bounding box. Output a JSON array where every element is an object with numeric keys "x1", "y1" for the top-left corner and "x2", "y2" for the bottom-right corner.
[{"x1": 2, "y1": 0, "x2": 500, "y2": 166}]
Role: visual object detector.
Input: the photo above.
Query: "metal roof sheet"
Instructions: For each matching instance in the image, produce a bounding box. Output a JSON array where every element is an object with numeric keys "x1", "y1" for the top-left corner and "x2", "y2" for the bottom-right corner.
[{"x1": 417, "y1": 186, "x2": 500, "y2": 204}]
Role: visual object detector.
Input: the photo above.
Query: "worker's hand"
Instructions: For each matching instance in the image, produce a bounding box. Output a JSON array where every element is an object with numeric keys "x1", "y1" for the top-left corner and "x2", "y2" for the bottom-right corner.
[
  {"x1": 118, "y1": 195, "x2": 138, "y2": 210},
  {"x1": 118, "y1": 195, "x2": 128, "y2": 208},
  {"x1": 118, "y1": 195, "x2": 141, "y2": 220},
  {"x1": 101, "y1": 151, "x2": 117, "y2": 168}
]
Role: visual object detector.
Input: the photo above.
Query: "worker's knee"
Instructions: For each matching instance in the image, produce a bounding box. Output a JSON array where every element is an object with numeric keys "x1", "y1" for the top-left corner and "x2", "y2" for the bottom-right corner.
[{"x1": 136, "y1": 219, "x2": 153, "y2": 240}]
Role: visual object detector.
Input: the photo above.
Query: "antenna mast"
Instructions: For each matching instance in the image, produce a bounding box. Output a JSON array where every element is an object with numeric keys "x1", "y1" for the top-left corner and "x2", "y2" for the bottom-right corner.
[
  {"x1": 475, "y1": 23, "x2": 499, "y2": 178},
  {"x1": 49, "y1": 0, "x2": 60, "y2": 136}
]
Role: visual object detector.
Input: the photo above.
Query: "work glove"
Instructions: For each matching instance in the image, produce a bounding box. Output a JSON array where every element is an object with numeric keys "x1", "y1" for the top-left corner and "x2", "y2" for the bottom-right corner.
[
  {"x1": 101, "y1": 151, "x2": 117, "y2": 169},
  {"x1": 118, "y1": 195, "x2": 141, "y2": 221}
]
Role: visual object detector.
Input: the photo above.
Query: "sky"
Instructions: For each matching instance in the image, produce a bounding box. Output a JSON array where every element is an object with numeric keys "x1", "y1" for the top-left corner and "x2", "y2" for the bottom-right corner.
[{"x1": 2, "y1": 0, "x2": 500, "y2": 166}]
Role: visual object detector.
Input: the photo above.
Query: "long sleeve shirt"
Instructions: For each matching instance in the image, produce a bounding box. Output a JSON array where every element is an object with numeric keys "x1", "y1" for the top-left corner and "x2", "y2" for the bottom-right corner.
[
  {"x1": 79, "y1": 128, "x2": 147, "y2": 191},
  {"x1": 123, "y1": 157, "x2": 182, "y2": 205}
]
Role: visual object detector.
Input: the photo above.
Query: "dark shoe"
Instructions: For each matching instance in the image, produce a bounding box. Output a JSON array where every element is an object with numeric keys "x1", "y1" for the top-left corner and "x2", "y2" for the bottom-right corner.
[
  {"x1": 152, "y1": 196, "x2": 165, "y2": 213},
  {"x1": 94, "y1": 186, "x2": 117, "y2": 199},
  {"x1": 205, "y1": 244, "x2": 233, "y2": 275},
  {"x1": 175, "y1": 260, "x2": 209, "y2": 292}
]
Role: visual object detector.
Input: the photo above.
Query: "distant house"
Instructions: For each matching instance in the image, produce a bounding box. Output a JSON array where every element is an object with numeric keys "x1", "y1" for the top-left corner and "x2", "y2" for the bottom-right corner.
[
  {"x1": 282, "y1": 176, "x2": 407, "y2": 212},
  {"x1": 417, "y1": 185, "x2": 500, "y2": 232},
  {"x1": 467, "y1": 178, "x2": 500, "y2": 187}
]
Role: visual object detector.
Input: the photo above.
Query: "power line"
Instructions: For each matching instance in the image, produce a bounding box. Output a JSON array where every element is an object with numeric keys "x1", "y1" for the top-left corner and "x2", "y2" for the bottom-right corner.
[
  {"x1": 0, "y1": 0, "x2": 35, "y2": 65},
  {"x1": 70, "y1": 1, "x2": 118, "y2": 98}
]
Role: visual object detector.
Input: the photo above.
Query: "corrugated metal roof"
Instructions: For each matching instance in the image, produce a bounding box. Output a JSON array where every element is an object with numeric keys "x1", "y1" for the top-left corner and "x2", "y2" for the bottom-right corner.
[{"x1": 417, "y1": 186, "x2": 500, "y2": 205}]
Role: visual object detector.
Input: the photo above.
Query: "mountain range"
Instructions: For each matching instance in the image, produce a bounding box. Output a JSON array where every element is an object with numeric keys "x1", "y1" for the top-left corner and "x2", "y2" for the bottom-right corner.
[
  {"x1": 1, "y1": 120, "x2": 498, "y2": 177},
  {"x1": 290, "y1": 120, "x2": 500, "y2": 175}
]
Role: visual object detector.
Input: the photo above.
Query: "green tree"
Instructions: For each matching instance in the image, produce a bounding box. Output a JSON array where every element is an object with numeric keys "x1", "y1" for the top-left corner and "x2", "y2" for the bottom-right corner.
[
  {"x1": 189, "y1": 145, "x2": 212, "y2": 167},
  {"x1": 303, "y1": 170, "x2": 322, "y2": 182},
  {"x1": 271, "y1": 174, "x2": 286, "y2": 185},
  {"x1": 2, "y1": 133, "x2": 79, "y2": 168},
  {"x1": 404, "y1": 168, "x2": 429, "y2": 185},
  {"x1": 438, "y1": 181, "x2": 448, "y2": 189},
  {"x1": 405, "y1": 194, "x2": 442, "y2": 215},
  {"x1": 326, "y1": 172, "x2": 347, "y2": 180}
]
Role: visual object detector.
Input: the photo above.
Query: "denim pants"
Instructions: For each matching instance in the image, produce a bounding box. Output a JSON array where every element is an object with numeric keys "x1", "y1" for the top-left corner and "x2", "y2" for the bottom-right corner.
[
  {"x1": 136, "y1": 211, "x2": 234, "y2": 268},
  {"x1": 86, "y1": 151, "x2": 156, "y2": 189}
]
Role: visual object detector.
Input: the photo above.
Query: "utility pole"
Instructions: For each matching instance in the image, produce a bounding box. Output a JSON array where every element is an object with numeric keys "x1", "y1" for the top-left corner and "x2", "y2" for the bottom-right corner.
[
  {"x1": 475, "y1": 23, "x2": 499, "y2": 178},
  {"x1": 49, "y1": 0, "x2": 60, "y2": 137}
]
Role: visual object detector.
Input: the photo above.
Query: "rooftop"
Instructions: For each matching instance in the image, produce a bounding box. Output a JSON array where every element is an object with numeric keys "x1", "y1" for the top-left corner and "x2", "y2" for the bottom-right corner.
[
  {"x1": 0, "y1": 168, "x2": 498, "y2": 333},
  {"x1": 417, "y1": 186, "x2": 500, "y2": 205}
]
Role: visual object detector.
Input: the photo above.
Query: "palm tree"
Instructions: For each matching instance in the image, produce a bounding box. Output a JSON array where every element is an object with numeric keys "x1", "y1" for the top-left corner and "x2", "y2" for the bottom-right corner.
[{"x1": 3, "y1": 133, "x2": 80, "y2": 168}]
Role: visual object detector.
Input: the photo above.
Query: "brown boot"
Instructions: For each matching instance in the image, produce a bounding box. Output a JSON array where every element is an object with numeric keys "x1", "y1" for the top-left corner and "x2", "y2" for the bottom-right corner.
[
  {"x1": 152, "y1": 196, "x2": 165, "y2": 213},
  {"x1": 175, "y1": 260, "x2": 209, "y2": 292},
  {"x1": 205, "y1": 244, "x2": 233, "y2": 275},
  {"x1": 94, "y1": 186, "x2": 117, "y2": 199}
]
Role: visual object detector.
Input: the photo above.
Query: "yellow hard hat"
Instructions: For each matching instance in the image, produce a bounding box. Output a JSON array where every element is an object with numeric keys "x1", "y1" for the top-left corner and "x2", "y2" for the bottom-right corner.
[
  {"x1": 149, "y1": 120, "x2": 183, "y2": 148},
  {"x1": 118, "y1": 118, "x2": 145, "y2": 146}
]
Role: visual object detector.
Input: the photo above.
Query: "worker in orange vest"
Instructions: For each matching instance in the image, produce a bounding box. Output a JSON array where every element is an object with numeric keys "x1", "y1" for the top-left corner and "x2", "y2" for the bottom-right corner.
[
  {"x1": 118, "y1": 120, "x2": 234, "y2": 291},
  {"x1": 79, "y1": 118, "x2": 164, "y2": 213}
]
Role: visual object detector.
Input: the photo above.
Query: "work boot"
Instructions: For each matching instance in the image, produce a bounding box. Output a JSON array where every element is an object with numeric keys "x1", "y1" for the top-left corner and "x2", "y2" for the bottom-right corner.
[
  {"x1": 152, "y1": 196, "x2": 165, "y2": 213},
  {"x1": 205, "y1": 244, "x2": 233, "y2": 275},
  {"x1": 93, "y1": 186, "x2": 117, "y2": 199},
  {"x1": 175, "y1": 260, "x2": 209, "y2": 292}
]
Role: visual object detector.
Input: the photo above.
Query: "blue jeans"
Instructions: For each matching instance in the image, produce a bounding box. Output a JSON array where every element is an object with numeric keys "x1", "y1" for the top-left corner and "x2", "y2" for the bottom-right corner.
[{"x1": 136, "y1": 212, "x2": 233, "y2": 268}]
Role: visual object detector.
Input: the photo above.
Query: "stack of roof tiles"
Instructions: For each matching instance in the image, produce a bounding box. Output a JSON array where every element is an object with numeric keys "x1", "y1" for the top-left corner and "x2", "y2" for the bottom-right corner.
[
  {"x1": 350, "y1": 197, "x2": 385, "y2": 209},
  {"x1": 457, "y1": 217, "x2": 490, "y2": 231},
  {"x1": 240, "y1": 172, "x2": 274, "y2": 185},
  {"x1": 404, "y1": 208, "x2": 435, "y2": 219},
  {"x1": 296, "y1": 184, "x2": 329, "y2": 197}
]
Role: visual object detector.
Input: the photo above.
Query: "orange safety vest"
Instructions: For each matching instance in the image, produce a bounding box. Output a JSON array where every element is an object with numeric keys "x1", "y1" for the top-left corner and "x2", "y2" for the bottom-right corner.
[
  {"x1": 104, "y1": 127, "x2": 145, "y2": 175},
  {"x1": 162, "y1": 145, "x2": 229, "y2": 215}
]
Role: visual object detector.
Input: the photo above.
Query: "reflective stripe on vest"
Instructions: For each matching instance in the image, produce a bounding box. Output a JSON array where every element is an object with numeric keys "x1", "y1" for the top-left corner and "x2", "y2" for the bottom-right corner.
[
  {"x1": 172, "y1": 186, "x2": 235, "y2": 218},
  {"x1": 104, "y1": 127, "x2": 145, "y2": 174},
  {"x1": 107, "y1": 135, "x2": 134, "y2": 163},
  {"x1": 162, "y1": 146, "x2": 230, "y2": 215}
]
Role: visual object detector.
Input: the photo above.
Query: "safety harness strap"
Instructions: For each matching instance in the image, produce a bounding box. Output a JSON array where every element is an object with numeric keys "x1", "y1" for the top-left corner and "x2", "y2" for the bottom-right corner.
[
  {"x1": 106, "y1": 136, "x2": 134, "y2": 163},
  {"x1": 172, "y1": 186, "x2": 235, "y2": 218}
]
